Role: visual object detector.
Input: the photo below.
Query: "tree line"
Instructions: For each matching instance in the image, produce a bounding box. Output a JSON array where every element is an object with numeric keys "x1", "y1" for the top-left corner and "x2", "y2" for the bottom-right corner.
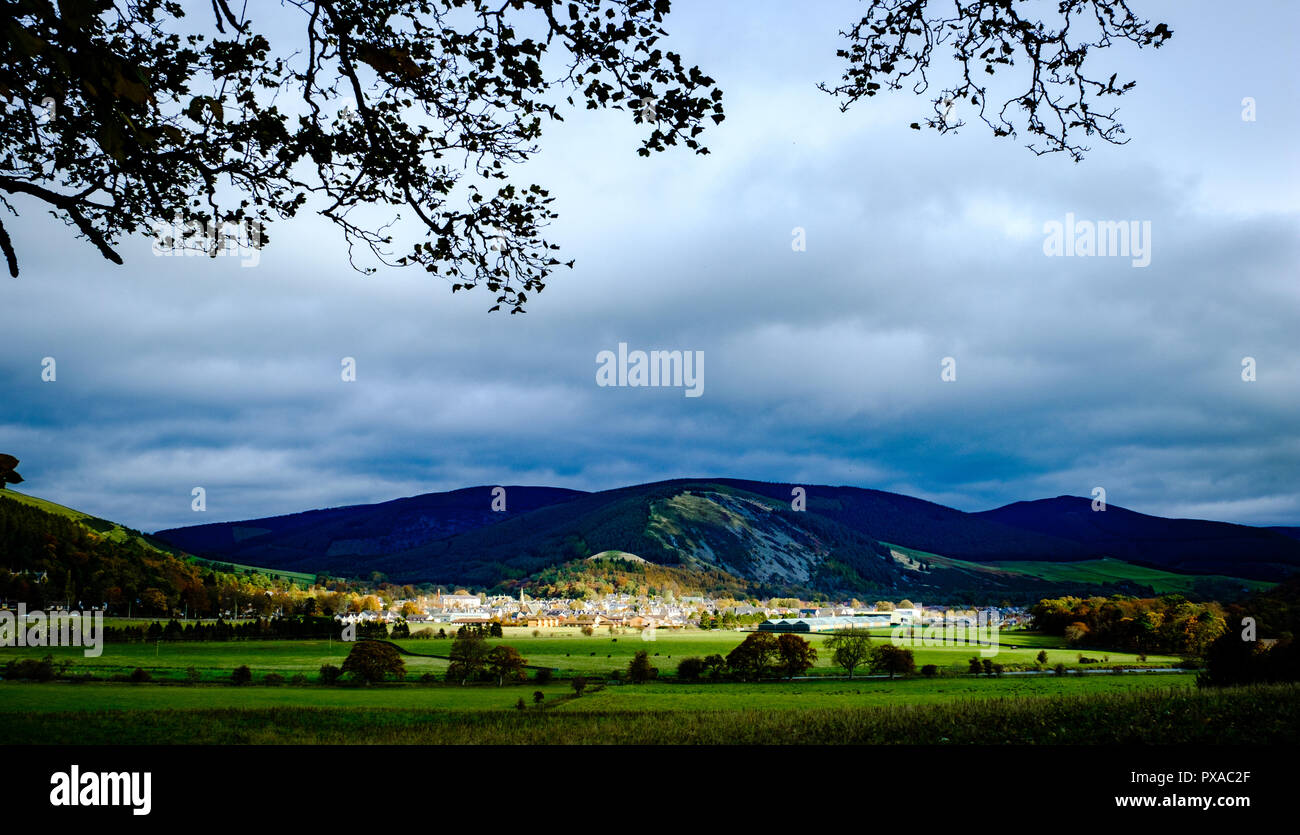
[{"x1": 1030, "y1": 594, "x2": 1226, "y2": 655}]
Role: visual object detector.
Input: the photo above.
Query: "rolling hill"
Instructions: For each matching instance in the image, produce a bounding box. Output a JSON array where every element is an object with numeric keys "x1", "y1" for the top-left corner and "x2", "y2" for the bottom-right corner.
[
  {"x1": 975, "y1": 496, "x2": 1300, "y2": 580},
  {"x1": 151, "y1": 479, "x2": 1300, "y2": 596},
  {"x1": 155, "y1": 485, "x2": 585, "y2": 569},
  {"x1": 0, "y1": 489, "x2": 308, "y2": 612}
]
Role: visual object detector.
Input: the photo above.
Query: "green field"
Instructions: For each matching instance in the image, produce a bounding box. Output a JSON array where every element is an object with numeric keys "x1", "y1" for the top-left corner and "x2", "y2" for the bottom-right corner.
[
  {"x1": 0, "y1": 680, "x2": 1291, "y2": 745},
  {"x1": 0, "y1": 629, "x2": 1185, "y2": 681},
  {"x1": 883, "y1": 542, "x2": 1274, "y2": 594},
  {"x1": 983, "y1": 557, "x2": 1275, "y2": 593},
  {"x1": 3, "y1": 624, "x2": 1292, "y2": 745},
  {"x1": 0, "y1": 670, "x2": 1193, "y2": 713}
]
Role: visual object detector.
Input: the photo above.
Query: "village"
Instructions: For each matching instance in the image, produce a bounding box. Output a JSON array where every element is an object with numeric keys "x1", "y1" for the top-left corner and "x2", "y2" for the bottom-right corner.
[{"x1": 335, "y1": 589, "x2": 1030, "y2": 634}]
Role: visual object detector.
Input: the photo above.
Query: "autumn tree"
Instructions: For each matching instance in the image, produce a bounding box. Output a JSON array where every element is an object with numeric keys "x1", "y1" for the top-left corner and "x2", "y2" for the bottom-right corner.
[
  {"x1": 775, "y1": 633, "x2": 817, "y2": 679},
  {"x1": 341, "y1": 640, "x2": 406, "y2": 683},
  {"x1": 485, "y1": 644, "x2": 527, "y2": 686},
  {"x1": 821, "y1": 0, "x2": 1173, "y2": 161},
  {"x1": 1064, "y1": 621, "x2": 1091, "y2": 645},
  {"x1": 825, "y1": 628, "x2": 872, "y2": 679},
  {"x1": 869, "y1": 644, "x2": 915, "y2": 679},
  {"x1": 725, "y1": 631, "x2": 778, "y2": 681},
  {"x1": 0, "y1": 0, "x2": 723, "y2": 310},
  {"x1": 447, "y1": 628, "x2": 489, "y2": 684}
]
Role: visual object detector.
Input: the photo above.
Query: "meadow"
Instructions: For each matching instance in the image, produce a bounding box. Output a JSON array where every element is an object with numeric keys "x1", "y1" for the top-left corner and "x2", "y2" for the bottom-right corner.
[
  {"x1": 4, "y1": 626, "x2": 1254, "y2": 745},
  {"x1": 0, "y1": 680, "x2": 1291, "y2": 745},
  {"x1": 0, "y1": 625, "x2": 1185, "y2": 682}
]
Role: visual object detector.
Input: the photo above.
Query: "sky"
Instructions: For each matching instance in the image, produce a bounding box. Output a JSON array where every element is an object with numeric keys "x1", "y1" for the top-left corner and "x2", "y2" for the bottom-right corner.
[{"x1": 3, "y1": 0, "x2": 1299, "y2": 533}]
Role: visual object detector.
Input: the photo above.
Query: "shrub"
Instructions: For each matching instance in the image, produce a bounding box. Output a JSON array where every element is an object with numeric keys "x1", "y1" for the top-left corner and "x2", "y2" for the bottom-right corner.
[
  {"x1": 290, "y1": 673, "x2": 308, "y2": 686},
  {"x1": 231, "y1": 665, "x2": 252, "y2": 686},
  {"x1": 1036, "y1": 650, "x2": 1049, "y2": 665},
  {"x1": 628, "y1": 650, "x2": 658, "y2": 684},
  {"x1": 418, "y1": 672, "x2": 438, "y2": 684},
  {"x1": 264, "y1": 672, "x2": 285, "y2": 686},
  {"x1": 129, "y1": 667, "x2": 152, "y2": 683},
  {"x1": 1054, "y1": 663, "x2": 1068, "y2": 676},
  {"x1": 676, "y1": 656, "x2": 706, "y2": 681},
  {"x1": 515, "y1": 697, "x2": 526, "y2": 710},
  {"x1": 571, "y1": 675, "x2": 588, "y2": 696},
  {"x1": 534, "y1": 667, "x2": 553, "y2": 684},
  {"x1": 319, "y1": 664, "x2": 342, "y2": 685},
  {"x1": 703, "y1": 654, "x2": 727, "y2": 680},
  {"x1": 921, "y1": 664, "x2": 938, "y2": 677},
  {"x1": 185, "y1": 666, "x2": 201, "y2": 685},
  {"x1": 4, "y1": 656, "x2": 56, "y2": 682}
]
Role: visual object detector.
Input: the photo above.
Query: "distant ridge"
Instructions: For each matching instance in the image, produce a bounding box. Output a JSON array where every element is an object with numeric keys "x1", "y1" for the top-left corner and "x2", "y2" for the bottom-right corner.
[
  {"x1": 975, "y1": 496, "x2": 1300, "y2": 578},
  {"x1": 152, "y1": 479, "x2": 1300, "y2": 591}
]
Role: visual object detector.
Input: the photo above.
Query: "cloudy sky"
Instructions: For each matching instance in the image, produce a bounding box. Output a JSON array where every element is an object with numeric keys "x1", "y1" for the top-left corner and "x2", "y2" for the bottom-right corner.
[{"x1": 3, "y1": 0, "x2": 1298, "y2": 533}]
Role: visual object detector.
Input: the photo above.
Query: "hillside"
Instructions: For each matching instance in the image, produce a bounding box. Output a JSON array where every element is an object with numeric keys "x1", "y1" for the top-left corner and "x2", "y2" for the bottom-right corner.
[
  {"x1": 155, "y1": 485, "x2": 586, "y2": 565},
  {"x1": 976, "y1": 496, "x2": 1300, "y2": 580},
  {"x1": 0, "y1": 489, "x2": 189, "y2": 558},
  {"x1": 151, "y1": 479, "x2": 1300, "y2": 597},
  {"x1": 0, "y1": 490, "x2": 306, "y2": 613}
]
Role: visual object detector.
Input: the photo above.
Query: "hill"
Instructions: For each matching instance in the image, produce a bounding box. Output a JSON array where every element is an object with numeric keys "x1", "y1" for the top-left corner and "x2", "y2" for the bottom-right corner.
[
  {"x1": 151, "y1": 479, "x2": 1300, "y2": 597},
  {"x1": 154, "y1": 485, "x2": 585, "y2": 567},
  {"x1": 976, "y1": 496, "x2": 1300, "y2": 580},
  {"x1": 0, "y1": 490, "x2": 310, "y2": 613}
]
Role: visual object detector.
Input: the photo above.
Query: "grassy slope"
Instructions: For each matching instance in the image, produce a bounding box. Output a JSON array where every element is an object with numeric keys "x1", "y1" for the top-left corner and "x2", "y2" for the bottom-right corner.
[
  {"x1": 884, "y1": 541, "x2": 1273, "y2": 594},
  {"x1": 0, "y1": 489, "x2": 163, "y2": 549},
  {"x1": 0, "y1": 489, "x2": 316, "y2": 584}
]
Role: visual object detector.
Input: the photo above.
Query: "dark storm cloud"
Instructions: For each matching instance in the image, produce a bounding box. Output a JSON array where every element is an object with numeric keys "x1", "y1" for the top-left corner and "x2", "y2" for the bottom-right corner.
[{"x1": 3, "y1": 0, "x2": 1297, "y2": 531}]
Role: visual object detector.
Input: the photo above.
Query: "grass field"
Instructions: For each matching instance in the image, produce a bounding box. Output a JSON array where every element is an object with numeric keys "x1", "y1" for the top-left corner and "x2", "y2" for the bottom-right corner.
[
  {"x1": 0, "y1": 670, "x2": 1192, "y2": 713},
  {"x1": 3, "y1": 624, "x2": 1290, "y2": 745},
  {"x1": 0, "y1": 680, "x2": 1291, "y2": 745},
  {"x1": 0, "y1": 629, "x2": 1185, "y2": 681}
]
